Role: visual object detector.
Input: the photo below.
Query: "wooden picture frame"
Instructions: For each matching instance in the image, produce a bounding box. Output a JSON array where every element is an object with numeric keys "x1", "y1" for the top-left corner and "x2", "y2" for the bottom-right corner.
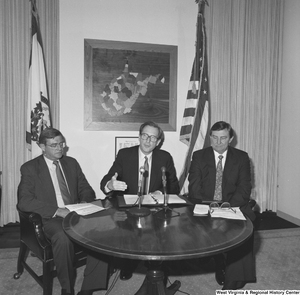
[
  {"x1": 115, "y1": 136, "x2": 139, "y2": 157},
  {"x1": 84, "y1": 39, "x2": 177, "y2": 131}
]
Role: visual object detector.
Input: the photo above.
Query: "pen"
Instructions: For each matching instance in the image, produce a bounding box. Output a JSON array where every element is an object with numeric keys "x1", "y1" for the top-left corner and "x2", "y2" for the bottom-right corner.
[{"x1": 149, "y1": 193, "x2": 159, "y2": 204}]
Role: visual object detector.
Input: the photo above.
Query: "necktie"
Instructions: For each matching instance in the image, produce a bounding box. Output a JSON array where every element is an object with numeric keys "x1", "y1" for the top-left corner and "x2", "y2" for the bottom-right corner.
[
  {"x1": 53, "y1": 161, "x2": 71, "y2": 205},
  {"x1": 213, "y1": 155, "x2": 223, "y2": 201},
  {"x1": 143, "y1": 156, "x2": 149, "y2": 195}
]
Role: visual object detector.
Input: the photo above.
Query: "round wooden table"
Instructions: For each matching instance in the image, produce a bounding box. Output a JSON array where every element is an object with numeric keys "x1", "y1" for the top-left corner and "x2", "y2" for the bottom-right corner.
[{"x1": 63, "y1": 199, "x2": 253, "y2": 294}]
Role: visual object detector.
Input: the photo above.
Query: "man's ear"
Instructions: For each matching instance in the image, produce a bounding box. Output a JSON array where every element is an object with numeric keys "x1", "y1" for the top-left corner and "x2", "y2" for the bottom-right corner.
[
  {"x1": 39, "y1": 143, "x2": 46, "y2": 153},
  {"x1": 229, "y1": 136, "x2": 234, "y2": 144},
  {"x1": 156, "y1": 139, "x2": 161, "y2": 147}
]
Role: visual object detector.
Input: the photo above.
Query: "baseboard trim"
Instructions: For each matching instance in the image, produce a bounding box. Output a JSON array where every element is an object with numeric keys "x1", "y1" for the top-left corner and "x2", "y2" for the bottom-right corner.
[{"x1": 277, "y1": 210, "x2": 300, "y2": 226}]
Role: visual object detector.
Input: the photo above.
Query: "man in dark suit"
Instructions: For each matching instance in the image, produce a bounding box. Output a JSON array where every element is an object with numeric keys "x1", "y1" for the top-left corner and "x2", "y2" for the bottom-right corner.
[
  {"x1": 100, "y1": 121, "x2": 180, "y2": 279},
  {"x1": 188, "y1": 121, "x2": 256, "y2": 290},
  {"x1": 18, "y1": 128, "x2": 109, "y2": 295}
]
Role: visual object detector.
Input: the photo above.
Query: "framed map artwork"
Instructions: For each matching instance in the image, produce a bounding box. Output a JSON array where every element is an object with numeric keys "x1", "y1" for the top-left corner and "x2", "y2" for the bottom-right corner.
[{"x1": 84, "y1": 39, "x2": 177, "y2": 131}]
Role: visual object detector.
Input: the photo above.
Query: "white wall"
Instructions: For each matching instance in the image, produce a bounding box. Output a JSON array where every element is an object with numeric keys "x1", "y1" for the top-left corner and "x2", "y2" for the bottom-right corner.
[
  {"x1": 278, "y1": 0, "x2": 300, "y2": 225},
  {"x1": 60, "y1": 0, "x2": 300, "y2": 225},
  {"x1": 60, "y1": 0, "x2": 197, "y2": 198}
]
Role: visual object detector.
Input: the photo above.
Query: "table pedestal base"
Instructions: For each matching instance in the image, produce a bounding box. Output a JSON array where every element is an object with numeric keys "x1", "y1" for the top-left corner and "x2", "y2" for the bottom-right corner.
[{"x1": 134, "y1": 270, "x2": 181, "y2": 295}]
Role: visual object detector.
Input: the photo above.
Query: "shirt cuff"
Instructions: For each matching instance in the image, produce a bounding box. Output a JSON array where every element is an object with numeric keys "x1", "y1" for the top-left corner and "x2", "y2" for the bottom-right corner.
[{"x1": 104, "y1": 181, "x2": 112, "y2": 194}]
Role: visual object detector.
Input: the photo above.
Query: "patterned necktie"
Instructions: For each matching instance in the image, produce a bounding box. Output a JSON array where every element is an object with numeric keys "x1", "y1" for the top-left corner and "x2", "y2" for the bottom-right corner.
[
  {"x1": 53, "y1": 161, "x2": 71, "y2": 205},
  {"x1": 143, "y1": 156, "x2": 149, "y2": 195},
  {"x1": 213, "y1": 155, "x2": 223, "y2": 201}
]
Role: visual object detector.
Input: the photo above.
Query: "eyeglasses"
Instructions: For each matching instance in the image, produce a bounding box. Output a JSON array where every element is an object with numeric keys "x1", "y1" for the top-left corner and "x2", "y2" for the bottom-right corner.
[
  {"x1": 46, "y1": 142, "x2": 66, "y2": 149},
  {"x1": 209, "y1": 202, "x2": 236, "y2": 214},
  {"x1": 140, "y1": 133, "x2": 158, "y2": 142}
]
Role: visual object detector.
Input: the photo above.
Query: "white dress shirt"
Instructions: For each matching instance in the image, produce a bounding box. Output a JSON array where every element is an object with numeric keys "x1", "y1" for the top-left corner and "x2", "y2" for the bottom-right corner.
[
  {"x1": 44, "y1": 156, "x2": 65, "y2": 208},
  {"x1": 138, "y1": 148, "x2": 153, "y2": 194},
  {"x1": 213, "y1": 149, "x2": 228, "y2": 170}
]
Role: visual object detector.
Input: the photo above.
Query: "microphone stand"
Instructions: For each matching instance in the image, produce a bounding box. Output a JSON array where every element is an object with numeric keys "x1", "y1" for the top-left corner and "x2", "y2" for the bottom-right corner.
[
  {"x1": 128, "y1": 167, "x2": 151, "y2": 217},
  {"x1": 154, "y1": 167, "x2": 180, "y2": 219}
]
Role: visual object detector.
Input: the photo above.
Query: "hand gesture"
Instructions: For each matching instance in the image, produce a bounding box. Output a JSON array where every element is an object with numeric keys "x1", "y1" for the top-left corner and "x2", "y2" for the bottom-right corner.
[{"x1": 108, "y1": 172, "x2": 127, "y2": 191}]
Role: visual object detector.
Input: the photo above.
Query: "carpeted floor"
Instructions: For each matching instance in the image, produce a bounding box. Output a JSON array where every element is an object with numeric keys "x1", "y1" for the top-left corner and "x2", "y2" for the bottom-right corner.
[{"x1": 1, "y1": 228, "x2": 300, "y2": 294}]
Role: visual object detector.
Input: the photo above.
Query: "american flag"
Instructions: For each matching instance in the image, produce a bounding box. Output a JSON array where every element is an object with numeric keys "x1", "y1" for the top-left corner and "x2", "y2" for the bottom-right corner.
[
  {"x1": 179, "y1": 1, "x2": 210, "y2": 194},
  {"x1": 26, "y1": 0, "x2": 52, "y2": 158}
]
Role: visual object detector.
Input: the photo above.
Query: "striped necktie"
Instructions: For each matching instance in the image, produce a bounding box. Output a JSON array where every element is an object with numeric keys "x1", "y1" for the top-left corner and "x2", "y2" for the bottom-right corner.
[
  {"x1": 213, "y1": 155, "x2": 223, "y2": 201},
  {"x1": 53, "y1": 161, "x2": 71, "y2": 205}
]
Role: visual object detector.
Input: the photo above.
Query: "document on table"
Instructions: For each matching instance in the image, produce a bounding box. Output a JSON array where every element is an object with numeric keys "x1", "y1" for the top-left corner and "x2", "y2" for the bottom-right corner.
[
  {"x1": 65, "y1": 203, "x2": 106, "y2": 216},
  {"x1": 124, "y1": 193, "x2": 187, "y2": 206},
  {"x1": 210, "y1": 207, "x2": 246, "y2": 220},
  {"x1": 193, "y1": 204, "x2": 209, "y2": 216}
]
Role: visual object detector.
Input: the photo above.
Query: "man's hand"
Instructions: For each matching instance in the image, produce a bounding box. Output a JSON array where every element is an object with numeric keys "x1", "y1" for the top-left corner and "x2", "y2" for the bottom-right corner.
[
  {"x1": 108, "y1": 172, "x2": 127, "y2": 191},
  {"x1": 152, "y1": 190, "x2": 163, "y2": 195},
  {"x1": 55, "y1": 208, "x2": 70, "y2": 218}
]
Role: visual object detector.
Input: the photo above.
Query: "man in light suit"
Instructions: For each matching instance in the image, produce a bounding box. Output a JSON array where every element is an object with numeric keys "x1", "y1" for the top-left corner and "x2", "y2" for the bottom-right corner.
[
  {"x1": 100, "y1": 121, "x2": 180, "y2": 279},
  {"x1": 188, "y1": 121, "x2": 256, "y2": 290},
  {"x1": 18, "y1": 128, "x2": 109, "y2": 295}
]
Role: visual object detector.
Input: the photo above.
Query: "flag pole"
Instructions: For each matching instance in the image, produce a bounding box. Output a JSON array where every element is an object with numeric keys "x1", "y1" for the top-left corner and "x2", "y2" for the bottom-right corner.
[
  {"x1": 30, "y1": 0, "x2": 38, "y2": 23},
  {"x1": 179, "y1": 0, "x2": 210, "y2": 193}
]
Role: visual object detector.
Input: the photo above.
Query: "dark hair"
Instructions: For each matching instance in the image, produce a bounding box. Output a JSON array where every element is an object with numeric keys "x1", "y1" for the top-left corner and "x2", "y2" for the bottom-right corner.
[
  {"x1": 210, "y1": 121, "x2": 234, "y2": 138},
  {"x1": 38, "y1": 128, "x2": 64, "y2": 145},
  {"x1": 139, "y1": 121, "x2": 164, "y2": 141}
]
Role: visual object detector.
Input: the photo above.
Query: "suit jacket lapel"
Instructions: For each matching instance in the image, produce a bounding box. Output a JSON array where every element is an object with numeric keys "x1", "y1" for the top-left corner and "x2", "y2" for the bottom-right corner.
[
  {"x1": 123, "y1": 146, "x2": 139, "y2": 194},
  {"x1": 59, "y1": 157, "x2": 75, "y2": 203},
  {"x1": 131, "y1": 147, "x2": 139, "y2": 193},
  {"x1": 223, "y1": 147, "x2": 235, "y2": 189},
  {"x1": 148, "y1": 149, "x2": 160, "y2": 192},
  {"x1": 37, "y1": 156, "x2": 57, "y2": 206},
  {"x1": 206, "y1": 147, "x2": 217, "y2": 197}
]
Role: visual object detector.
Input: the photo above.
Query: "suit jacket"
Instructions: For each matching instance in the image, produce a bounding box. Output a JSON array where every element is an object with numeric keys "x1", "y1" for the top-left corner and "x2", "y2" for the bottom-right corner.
[
  {"x1": 100, "y1": 145, "x2": 180, "y2": 195},
  {"x1": 188, "y1": 146, "x2": 255, "y2": 221},
  {"x1": 18, "y1": 155, "x2": 95, "y2": 219}
]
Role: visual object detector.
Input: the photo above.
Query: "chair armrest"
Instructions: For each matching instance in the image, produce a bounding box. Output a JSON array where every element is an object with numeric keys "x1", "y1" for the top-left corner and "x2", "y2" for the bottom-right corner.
[
  {"x1": 18, "y1": 209, "x2": 51, "y2": 250},
  {"x1": 29, "y1": 212, "x2": 51, "y2": 249}
]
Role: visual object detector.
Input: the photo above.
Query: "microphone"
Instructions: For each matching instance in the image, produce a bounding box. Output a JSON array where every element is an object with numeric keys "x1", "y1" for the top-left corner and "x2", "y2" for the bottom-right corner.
[
  {"x1": 161, "y1": 166, "x2": 167, "y2": 207},
  {"x1": 161, "y1": 166, "x2": 167, "y2": 186},
  {"x1": 128, "y1": 165, "x2": 151, "y2": 217},
  {"x1": 153, "y1": 167, "x2": 180, "y2": 218},
  {"x1": 138, "y1": 166, "x2": 145, "y2": 197}
]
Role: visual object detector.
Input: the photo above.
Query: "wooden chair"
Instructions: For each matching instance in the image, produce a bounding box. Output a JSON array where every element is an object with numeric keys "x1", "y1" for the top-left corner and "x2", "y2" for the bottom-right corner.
[{"x1": 13, "y1": 207, "x2": 86, "y2": 295}]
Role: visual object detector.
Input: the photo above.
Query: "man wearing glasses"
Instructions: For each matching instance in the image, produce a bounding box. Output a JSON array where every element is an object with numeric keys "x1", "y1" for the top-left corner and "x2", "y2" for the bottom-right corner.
[
  {"x1": 18, "y1": 128, "x2": 109, "y2": 295},
  {"x1": 101, "y1": 120, "x2": 179, "y2": 200},
  {"x1": 188, "y1": 121, "x2": 256, "y2": 290},
  {"x1": 100, "y1": 120, "x2": 180, "y2": 279}
]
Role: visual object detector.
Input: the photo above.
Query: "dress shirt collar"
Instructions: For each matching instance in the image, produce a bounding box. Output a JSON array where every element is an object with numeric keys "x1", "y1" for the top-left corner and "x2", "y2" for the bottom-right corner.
[
  {"x1": 213, "y1": 149, "x2": 228, "y2": 168},
  {"x1": 138, "y1": 147, "x2": 153, "y2": 194},
  {"x1": 138, "y1": 147, "x2": 153, "y2": 163},
  {"x1": 43, "y1": 155, "x2": 58, "y2": 169}
]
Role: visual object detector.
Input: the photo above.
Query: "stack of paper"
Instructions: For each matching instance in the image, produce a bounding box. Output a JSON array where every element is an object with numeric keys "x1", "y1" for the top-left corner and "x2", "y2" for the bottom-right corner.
[{"x1": 193, "y1": 204, "x2": 209, "y2": 216}]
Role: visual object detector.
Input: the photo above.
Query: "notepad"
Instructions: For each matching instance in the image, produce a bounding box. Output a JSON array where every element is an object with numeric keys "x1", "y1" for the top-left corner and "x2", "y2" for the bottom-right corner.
[{"x1": 193, "y1": 204, "x2": 209, "y2": 216}]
